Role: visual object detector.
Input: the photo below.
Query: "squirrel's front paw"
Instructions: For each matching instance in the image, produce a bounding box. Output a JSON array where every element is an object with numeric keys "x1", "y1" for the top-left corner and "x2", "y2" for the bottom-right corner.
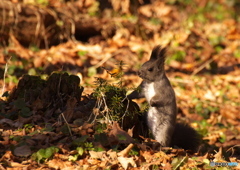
[{"x1": 150, "y1": 98, "x2": 158, "y2": 107}]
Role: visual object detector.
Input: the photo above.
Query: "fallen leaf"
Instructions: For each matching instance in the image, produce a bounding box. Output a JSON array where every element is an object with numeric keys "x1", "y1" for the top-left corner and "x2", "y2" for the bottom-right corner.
[
  {"x1": 47, "y1": 159, "x2": 73, "y2": 169},
  {"x1": 109, "y1": 121, "x2": 134, "y2": 144},
  {"x1": 213, "y1": 147, "x2": 226, "y2": 162},
  {"x1": 118, "y1": 156, "x2": 136, "y2": 170},
  {"x1": 62, "y1": 97, "x2": 77, "y2": 122},
  {"x1": 89, "y1": 151, "x2": 106, "y2": 159},
  {"x1": 13, "y1": 145, "x2": 31, "y2": 157}
]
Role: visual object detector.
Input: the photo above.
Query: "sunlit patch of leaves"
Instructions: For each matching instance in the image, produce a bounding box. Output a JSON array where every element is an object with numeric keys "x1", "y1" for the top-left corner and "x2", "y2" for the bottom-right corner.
[{"x1": 193, "y1": 100, "x2": 219, "y2": 119}]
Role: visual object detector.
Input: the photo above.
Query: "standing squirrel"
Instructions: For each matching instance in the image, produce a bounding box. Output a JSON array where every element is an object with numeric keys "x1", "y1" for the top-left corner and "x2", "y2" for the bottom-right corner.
[{"x1": 128, "y1": 45, "x2": 200, "y2": 151}]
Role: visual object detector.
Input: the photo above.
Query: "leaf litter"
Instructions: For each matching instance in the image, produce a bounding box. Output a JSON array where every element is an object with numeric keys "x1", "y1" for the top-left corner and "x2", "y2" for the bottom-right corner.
[{"x1": 0, "y1": 0, "x2": 240, "y2": 169}]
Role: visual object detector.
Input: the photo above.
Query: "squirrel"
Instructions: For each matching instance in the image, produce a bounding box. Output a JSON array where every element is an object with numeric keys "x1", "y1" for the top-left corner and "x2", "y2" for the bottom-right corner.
[{"x1": 128, "y1": 45, "x2": 200, "y2": 151}]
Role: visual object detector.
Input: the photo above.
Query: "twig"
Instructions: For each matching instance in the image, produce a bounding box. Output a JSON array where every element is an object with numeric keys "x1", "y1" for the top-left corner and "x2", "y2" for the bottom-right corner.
[
  {"x1": 100, "y1": 91, "x2": 113, "y2": 123},
  {"x1": 173, "y1": 155, "x2": 188, "y2": 170},
  {"x1": 191, "y1": 58, "x2": 214, "y2": 76},
  {"x1": 117, "y1": 143, "x2": 134, "y2": 157},
  {"x1": 61, "y1": 112, "x2": 73, "y2": 137},
  {"x1": 93, "y1": 53, "x2": 112, "y2": 68},
  {"x1": 226, "y1": 145, "x2": 240, "y2": 157},
  {"x1": 169, "y1": 78, "x2": 193, "y2": 84},
  {"x1": 120, "y1": 95, "x2": 130, "y2": 128}
]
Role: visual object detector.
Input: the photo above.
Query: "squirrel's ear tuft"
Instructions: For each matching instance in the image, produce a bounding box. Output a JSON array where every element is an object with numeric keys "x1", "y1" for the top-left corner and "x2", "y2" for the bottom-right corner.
[{"x1": 150, "y1": 45, "x2": 166, "y2": 61}]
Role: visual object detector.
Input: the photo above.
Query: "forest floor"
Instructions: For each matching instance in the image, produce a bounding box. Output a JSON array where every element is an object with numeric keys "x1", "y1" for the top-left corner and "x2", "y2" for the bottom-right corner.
[{"x1": 0, "y1": 0, "x2": 240, "y2": 169}]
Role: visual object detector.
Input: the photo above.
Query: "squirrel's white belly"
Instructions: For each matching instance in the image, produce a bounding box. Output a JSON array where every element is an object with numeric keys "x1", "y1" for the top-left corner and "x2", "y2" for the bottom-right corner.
[
  {"x1": 144, "y1": 82, "x2": 158, "y2": 128},
  {"x1": 144, "y1": 82, "x2": 155, "y2": 103}
]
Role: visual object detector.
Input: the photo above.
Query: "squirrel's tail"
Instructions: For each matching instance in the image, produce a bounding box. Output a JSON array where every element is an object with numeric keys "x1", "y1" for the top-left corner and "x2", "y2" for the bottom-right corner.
[{"x1": 171, "y1": 123, "x2": 201, "y2": 152}]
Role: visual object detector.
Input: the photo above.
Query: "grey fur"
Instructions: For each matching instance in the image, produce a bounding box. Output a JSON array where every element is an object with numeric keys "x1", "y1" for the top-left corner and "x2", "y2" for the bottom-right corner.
[{"x1": 130, "y1": 45, "x2": 177, "y2": 146}]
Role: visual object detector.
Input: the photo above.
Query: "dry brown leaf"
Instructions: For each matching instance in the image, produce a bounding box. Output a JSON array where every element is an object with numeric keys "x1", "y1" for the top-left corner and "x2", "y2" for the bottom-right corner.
[
  {"x1": 47, "y1": 159, "x2": 73, "y2": 169},
  {"x1": 107, "y1": 149, "x2": 118, "y2": 160},
  {"x1": 14, "y1": 116, "x2": 33, "y2": 128},
  {"x1": 9, "y1": 161, "x2": 28, "y2": 168},
  {"x1": 89, "y1": 151, "x2": 106, "y2": 159},
  {"x1": 87, "y1": 158, "x2": 101, "y2": 165},
  {"x1": 127, "y1": 127, "x2": 134, "y2": 137},
  {"x1": 138, "y1": 5, "x2": 152, "y2": 17},
  {"x1": 0, "y1": 118, "x2": 14, "y2": 127},
  {"x1": 8, "y1": 34, "x2": 33, "y2": 59},
  {"x1": 79, "y1": 129, "x2": 87, "y2": 136},
  {"x1": 1, "y1": 130, "x2": 12, "y2": 143},
  {"x1": 153, "y1": 2, "x2": 172, "y2": 18},
  {"x1": 82, "y1": 123, "x2": 94, "y2": 130},
  {"x1": 213, "y1": 147, "x2": 226, "y2": 162},
  {"x1": 62, "y1": 97, "x2": 77, "y2": 122},
  {"x1": 118, "y1": 156, "x2": 136, "y2": 170},
  {"x1": 203, "y1": 131, "x2": 222, "y2": 145},
  {"x1": 220, "y1": 105, "x2": 240, "y2": 125},
  {"x1": 0, "y1": 151, "x2": 14, "y2": 162},
  {"x1": 109, "y1": 121, "x2": 134, "y2": 144},
  {"x1": 13, "y1": 145, "x2": 31, "y2": 157},
  {"x1": 110, "y1": 0, "x2": 130, "y2": 14},
  {"x1": 141, "y1": 151, "x2": 154, "y2": 163}
]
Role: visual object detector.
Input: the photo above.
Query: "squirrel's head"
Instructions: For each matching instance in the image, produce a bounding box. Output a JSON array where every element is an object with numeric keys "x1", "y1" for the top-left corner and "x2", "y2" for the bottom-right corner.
[{"x1": 138, "y1": 45, "x2": 166, "y2": 82}]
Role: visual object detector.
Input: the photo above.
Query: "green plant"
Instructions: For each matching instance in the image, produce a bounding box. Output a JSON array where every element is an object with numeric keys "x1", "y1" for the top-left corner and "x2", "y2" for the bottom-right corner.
[
  {"x1": 94, "y1": 122, "x2": 107, "y2": 133},
  {"x1": 72, "y1": 135, "x2": 89, "y2": 146},
  {"x1": 23, "y1": 124, "x2": 34, "y2": 133},
  {"x1": 91, "y1": 61, "x2": 141, "y2": 137},
  {"x1": 68, "y1": 146, "x2": 84, "y2": 161},
  {"x1": 77, "y1": 51, "x2": 88, "y2": 57},
  {"x1": 93, "y1": 78, "x2": 126, "y2": 121},
  {"x1": 129, "y1": 147, "x2": 139, "y2": 156},
  {"x1": 92, "y1": 61, "x2": 131, "y2": 122},
  {"x1": 70, "y1": 135, "x2": 105, "y2": 161},
  {"x1": 31, "y1": 146, "x2": 59, "y2": 163}
]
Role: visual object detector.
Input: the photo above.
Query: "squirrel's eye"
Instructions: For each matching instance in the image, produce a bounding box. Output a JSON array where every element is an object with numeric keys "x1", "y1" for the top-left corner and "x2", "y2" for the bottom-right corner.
[{"x1": 148, "y1": 68, "x2": 153, "y2": 71}]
